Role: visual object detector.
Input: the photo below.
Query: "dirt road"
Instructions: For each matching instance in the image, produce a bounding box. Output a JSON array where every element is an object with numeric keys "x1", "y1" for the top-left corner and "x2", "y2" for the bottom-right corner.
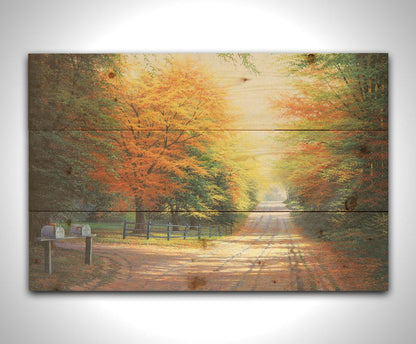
[{"x1": 59, "y1": 201, "x2": 382, "y2": 291}]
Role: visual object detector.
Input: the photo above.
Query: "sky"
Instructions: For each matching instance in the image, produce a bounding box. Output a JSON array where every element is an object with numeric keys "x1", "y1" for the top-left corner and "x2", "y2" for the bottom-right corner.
[{"x1": 195, "y1": 53, "x2": 292, "y2": 129}]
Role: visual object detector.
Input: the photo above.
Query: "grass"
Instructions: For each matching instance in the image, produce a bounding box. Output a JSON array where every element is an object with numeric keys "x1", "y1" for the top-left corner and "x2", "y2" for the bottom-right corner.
[
  {"x1": 90, "y1": 223, "x2": 226, "y2": 249},
  {"x1": 29, "y1": 221, "x2": 235, "y2": 291},
  {"x1": 291, "y1": 212, "x2": 387, "y2": 257},
  {"x1": 29, "y1": 242, "x2": 120, "y2": 291},
  {"x1": 291, "y1": 212, "x2": 388, "y2": 288}
]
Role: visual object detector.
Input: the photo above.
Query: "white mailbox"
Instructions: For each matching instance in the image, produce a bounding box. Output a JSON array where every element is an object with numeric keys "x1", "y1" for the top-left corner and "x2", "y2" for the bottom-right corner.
[
  {"x1": 41, "y1": 225, "x2": 65, "y2": 239},
  {"x1": 70, "y1": 224, "x2": 91, "y2": 237}
]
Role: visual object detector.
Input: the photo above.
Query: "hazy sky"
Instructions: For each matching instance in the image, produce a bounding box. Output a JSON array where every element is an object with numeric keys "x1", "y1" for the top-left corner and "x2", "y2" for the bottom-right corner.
[
  {"x1": 196, "y1": 53, "x2": 290, "y2": 193},
  {"x1": 195, "y1": 53, "x2": 292, "y2": 129},
  {"x1": 194, "y1": 53, "x2": 291, "y2": 195}
]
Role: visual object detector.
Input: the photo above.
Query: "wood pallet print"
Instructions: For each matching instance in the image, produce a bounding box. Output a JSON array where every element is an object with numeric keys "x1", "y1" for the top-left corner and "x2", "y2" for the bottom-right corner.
[{"x1": 28, "y1": 53, "x2": 388, "y2": 291}]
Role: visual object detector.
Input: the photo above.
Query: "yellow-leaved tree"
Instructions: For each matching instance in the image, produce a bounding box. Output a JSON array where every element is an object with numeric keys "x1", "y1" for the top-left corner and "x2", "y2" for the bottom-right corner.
[{"x1": 94, "y1": 57, "x2": 234, "y2": 225}]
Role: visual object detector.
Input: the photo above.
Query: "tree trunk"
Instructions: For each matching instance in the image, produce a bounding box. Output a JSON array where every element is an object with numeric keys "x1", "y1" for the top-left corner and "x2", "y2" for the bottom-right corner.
[
  {"x1": 171, "y1": 211, "x2": 179, "y2": 227},
  {"x1": 135, "y1": 197, "x2": 146, "y2": 229},
  {"x1": 171, "y1": 211, "x2": 179, "y2": 231},
  {"x1": 190, "y1": 217, "x2": 198, "y2": 227},
  {"x1": 170, "y1": 202, "x2": 180, "y2": 229}
]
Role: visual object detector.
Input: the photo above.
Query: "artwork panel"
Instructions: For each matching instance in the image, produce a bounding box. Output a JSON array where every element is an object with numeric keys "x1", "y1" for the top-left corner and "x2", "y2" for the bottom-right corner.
[{"x1": 29, "y1": 52, "x2": 388, "y2": 292}]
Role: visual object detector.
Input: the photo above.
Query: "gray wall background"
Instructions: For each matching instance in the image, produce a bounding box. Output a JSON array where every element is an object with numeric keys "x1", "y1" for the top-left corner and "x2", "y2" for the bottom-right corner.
[{"x1": 0, "y1": 0, "x2": 414, "y2": 343}]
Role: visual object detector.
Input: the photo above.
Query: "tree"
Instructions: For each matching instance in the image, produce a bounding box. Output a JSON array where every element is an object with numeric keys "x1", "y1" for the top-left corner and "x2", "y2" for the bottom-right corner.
[
  {"x1": 271, "y1": 54, "x2": 388, "y2": 212},
  {"x1": 29, "y1": 54, "x2": 122, "y2": 240},
  {"x1": 93, "y1": 57, "x2": 232, "y2": 226},
  {"x1": 30, "y1": 54, "x2": 261, "y2": 237},
  {"x1": 159, "y1": 145, "x2": 255, "y2": 226}
]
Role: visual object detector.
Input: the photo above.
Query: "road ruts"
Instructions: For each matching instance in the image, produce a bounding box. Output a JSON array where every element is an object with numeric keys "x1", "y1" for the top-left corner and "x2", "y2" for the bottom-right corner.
[
  {"x1": 136, "y1": 203, "x2": 278, "y2": 290},
  {"x1": 57, "y1": 200, "x2": 348, "y2": 291},
  {"x1": 136, "y1": 212, "x2": 267, "y2": 290},
  {"x1": 230, "y1": 214, "x2": 279, "y2": 291},
  {"x1": 283, "y1": 219, "x2": 340, "y2": 291},
  {"x1": 174, "y1": 200, "x2": 346, "y2": 291}
]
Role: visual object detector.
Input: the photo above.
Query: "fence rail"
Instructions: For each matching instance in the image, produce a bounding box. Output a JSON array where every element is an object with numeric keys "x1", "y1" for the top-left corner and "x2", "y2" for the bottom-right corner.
[{"x1": 122, "y1": 220, "x2": 233, "y2": 240}]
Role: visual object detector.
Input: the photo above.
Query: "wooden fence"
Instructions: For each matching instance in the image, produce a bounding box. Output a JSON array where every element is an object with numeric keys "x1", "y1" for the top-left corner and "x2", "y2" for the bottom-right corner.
[{"x1": 122, "y1": 220, "x2": 233, "y2": 240}]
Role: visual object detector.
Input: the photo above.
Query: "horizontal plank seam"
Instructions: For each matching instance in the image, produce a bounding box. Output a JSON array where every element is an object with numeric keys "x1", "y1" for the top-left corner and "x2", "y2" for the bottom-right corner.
[
  {"x1": 28, "y1": 128, "x2": 388, "y2": 132},
  {"x1": 29, "y1": 210, "x2": 388, "y2": 213}
]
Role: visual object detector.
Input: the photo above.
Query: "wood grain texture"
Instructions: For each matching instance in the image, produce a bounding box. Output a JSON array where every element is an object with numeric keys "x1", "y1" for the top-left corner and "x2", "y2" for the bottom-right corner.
[
  {"x1": 29, "y1": 130, "x2": 387, "y2": 212},
  {"x1": 29, "y1": 207, "x2": 387, "y2": 291},
  {"x1": 29, "y1": 53, "x2": 387, "y2": 131},
  {"x1": 28, "y1": 53, "x2": 388, "y2": 291},
  {"x1": 29, "y1": 208, "x2": 388, "y2": 241}
]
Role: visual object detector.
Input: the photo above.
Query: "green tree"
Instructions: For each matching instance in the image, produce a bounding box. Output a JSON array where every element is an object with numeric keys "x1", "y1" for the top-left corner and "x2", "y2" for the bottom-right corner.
[
  {"x1": 271, "y1": 54, "x2": 388, "y2": 272},
  {"x1": 29, "y1": 54, "x2": 122, "y2": 240},
  {"x1": 272, "y1": 53, "x2": 388, "y2": 212},
  {"x1": 160, "y1": 146, "x2": 244, "y2": 226}
]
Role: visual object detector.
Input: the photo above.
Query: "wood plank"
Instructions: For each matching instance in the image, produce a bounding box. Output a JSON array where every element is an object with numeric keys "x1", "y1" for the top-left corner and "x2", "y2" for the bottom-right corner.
[
  {"x1": 29, "y1": 53, "x2": 387, "y2": 131},
  {"x1": 29, "y1": 208, "x2": 387, "y2": 291},
  {"x1": 29, "y1": 131, "x2": 387, "y2": 212},
  {"x1": 37, "y1": 235, "x2": 96, "y2": 242}
]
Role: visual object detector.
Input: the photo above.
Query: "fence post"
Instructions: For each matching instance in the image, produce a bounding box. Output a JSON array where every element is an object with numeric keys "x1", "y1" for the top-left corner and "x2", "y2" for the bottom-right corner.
[
  {"x1": 147, "y1": 221, "x2": 151, "y2": 240},
  {"x1": 184, "y1": 224, "x2": 188, "y2": 240},
  {"x1": 167, "y1": 222, "x2": 172, "y2": 241},
  {"x1": 231, "y1": 225, "x2": 233, "y2": 235},
  {"x1": 209, "y1": 225, "x2": 212, "y2": 238},
  {"x1": 218, "y1": 225, "x2": 221, "y2": 236},
  {"x1": 198, "y1": 223, "x2": 201, "y2": 240},
  {"x1": 123, "y1": 219, "x2": 128, "y2": 239}
]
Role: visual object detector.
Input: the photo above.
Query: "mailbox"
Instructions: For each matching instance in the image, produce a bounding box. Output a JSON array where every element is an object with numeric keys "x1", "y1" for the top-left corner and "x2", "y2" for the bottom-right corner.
[
  {"x1": 70, "y1": 224, "x2": 91, "y2": 237},
  {"x1": 41, "y1": 225, "x2": 65, "y2": 239}
]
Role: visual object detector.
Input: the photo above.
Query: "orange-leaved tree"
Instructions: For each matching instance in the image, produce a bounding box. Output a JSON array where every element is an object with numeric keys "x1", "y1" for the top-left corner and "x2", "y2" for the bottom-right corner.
[
  {"x1": 94, "y1": 57, "x2": 231, "y2": 225},
  {"x1": 271, "y1": 54, "x2": 387, "y2": 211}
]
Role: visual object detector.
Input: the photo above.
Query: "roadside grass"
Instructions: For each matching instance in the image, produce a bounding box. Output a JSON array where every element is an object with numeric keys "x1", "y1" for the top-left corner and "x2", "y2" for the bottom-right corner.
[
  {"x1": 29, "y1": 243, "x2": 120, "y2": 291},
  {"x1": 291, "y1": 212, "x2": 387, "y2": 258},
  {"x1": 291, "y1": 212, "x2": 388, "y2": 288},
  {"x1": 90, "y1": 223, "x2": 226, "y2": 249},
  {"x1": 29, "y1": 220, "x2": 239, "y2": 291}
]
